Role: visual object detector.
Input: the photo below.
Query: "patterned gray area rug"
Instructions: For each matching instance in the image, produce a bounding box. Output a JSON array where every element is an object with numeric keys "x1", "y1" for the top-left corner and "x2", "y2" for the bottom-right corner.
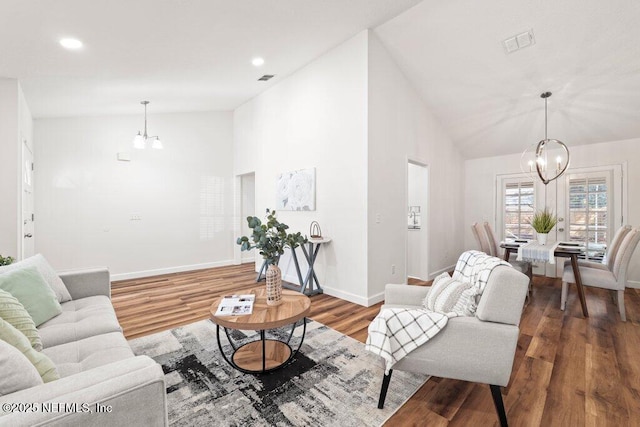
[{"x1": 129, "y1": 319, "x2": 428, "y2": 426}]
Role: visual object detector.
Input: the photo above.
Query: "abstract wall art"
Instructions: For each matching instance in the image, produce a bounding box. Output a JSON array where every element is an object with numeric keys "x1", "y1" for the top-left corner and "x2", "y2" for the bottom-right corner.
[{"x1": 276, "y1": 168, "x2": 316, "y2": 211}]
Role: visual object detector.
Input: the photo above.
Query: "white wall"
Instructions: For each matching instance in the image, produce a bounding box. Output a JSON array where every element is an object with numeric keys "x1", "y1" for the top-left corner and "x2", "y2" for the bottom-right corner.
[
  {"x1": 0, "y1": 79, "x2": 19, "y2": 259},
  {"x1": 34, "y1": 111, "x2": 234, "y2": 278},
  {"x1": 0, "y1": 79, "x2": 32, "y2": 260},
  {"x1": 368, "y1": 31, "x2": 465, "y2": 298},
  {"x1": 234, "y1": 31, "x2": 370, "y2": 304},
  {"x1": 464, "y1": 138, "x2": 640, "y2": 286}
]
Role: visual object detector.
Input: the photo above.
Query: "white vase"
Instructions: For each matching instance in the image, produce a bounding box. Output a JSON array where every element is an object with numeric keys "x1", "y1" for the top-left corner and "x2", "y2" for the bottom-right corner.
[{"x1": 537, "y1": 232, "x2": 548, "y2": 245}]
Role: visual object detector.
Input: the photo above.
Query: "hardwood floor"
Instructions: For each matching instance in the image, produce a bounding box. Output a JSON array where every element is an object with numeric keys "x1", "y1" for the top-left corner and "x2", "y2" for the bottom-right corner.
[{"x1": 111, "y1": 264, "x2": 640, "y2": 426}]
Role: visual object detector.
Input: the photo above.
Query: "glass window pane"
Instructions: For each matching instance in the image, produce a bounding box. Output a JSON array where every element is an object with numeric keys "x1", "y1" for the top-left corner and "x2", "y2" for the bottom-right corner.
[
  {"x1": 588, "y1": 183, "x2": 607, "y2": 193},
  {"x1": 570, "y1": 211, "x2": 587, "y2": 225},
  {"x1": 570, "y1": 185, "x2": 586, "y2": 194},
  {"x1": 503, "y1": 180, "x2": 535, "y2": 241},
  {"x1": 505, "y1": 212, "x2": 520, "y2": 225},
  {"x1": 569, "y1": 229, "x2": 587, "y2": 241},
  {"x1": 568, "y1": 174, "x2": 610, "y2": 253}
]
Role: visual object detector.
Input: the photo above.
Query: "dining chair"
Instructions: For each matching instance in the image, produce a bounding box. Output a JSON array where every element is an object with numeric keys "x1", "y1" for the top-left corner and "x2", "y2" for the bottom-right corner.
[
  {"x1": 483, "y1": 222, "x2": 533, "y2": 285},
  {"x1": 471, "y1": 222, "x2": 493, "y2": 254},
  {"x1": 564, "y1": 225, "x2": 632, "y2": 271},
  {"x1": 561, "y1": 227, "x2": 640, "y2": 321}
]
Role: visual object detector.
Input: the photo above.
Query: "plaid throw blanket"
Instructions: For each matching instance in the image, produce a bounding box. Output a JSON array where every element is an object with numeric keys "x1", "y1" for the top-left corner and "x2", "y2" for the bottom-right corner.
[
  {"x1": 453, "y1": 250, "x2": 511, "y2": 292},
  {"x1": 365, "y1": 308, "x2": 454, "y2": 374},
  {"x1": 366, "y1": 251, "x2": 510, "y2": 373}
]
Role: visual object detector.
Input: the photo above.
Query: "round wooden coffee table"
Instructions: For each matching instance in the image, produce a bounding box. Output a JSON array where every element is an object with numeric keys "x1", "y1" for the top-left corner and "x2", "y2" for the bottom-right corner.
[{"x1": 210, "y1": 287, "x2": 311, "y2": 374}]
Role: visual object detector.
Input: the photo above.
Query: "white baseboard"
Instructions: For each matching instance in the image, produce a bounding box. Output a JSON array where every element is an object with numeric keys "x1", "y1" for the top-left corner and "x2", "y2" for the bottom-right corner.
[
  {"x1": 323, "y1": 286, "x2": 383, "y2": 307},
  {"x1": 627, "y1": 280, "x2": 640, "y2": 289},
  {"x1": 280, "y1": 272, "x2": 380, "y2": 307},
  {"x1": 364, "y1": 291, "x2": 385, "y2": 307},
  {"x1": 428, "y1": 264, "x2": 455, "y2": 280},
  {"x1": 111, "y1": 259, "x2": 235, "y2": 281}
]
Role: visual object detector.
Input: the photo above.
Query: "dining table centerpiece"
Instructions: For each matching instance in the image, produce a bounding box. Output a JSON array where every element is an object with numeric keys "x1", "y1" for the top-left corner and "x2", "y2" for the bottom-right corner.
[
  {"x1": 530, "y1": 208, "x2": 557, "y2": 245},
  {"x1": 237, "y1": 209, "x2": 307, "y2": 306}
]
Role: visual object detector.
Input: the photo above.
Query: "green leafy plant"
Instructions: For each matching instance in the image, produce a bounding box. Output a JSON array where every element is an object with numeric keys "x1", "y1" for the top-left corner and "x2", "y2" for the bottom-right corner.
[
  {"x1": 529, "y1": 208, "x2": 557, "y2": 233},
  {"x1": 236, "y1": 209, "x2": 307, "y2": 265},
  {"x1": 0, "y1": 254, "x2": 14, "y2": 266}
]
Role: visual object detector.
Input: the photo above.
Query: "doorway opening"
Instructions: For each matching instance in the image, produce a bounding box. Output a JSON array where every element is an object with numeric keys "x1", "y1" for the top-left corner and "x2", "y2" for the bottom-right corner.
[
  {"x1": 22, "y1": 138, "x2": 34, "y2": 259},
  {"x1": 407, "y1": 161, "x2": 428, "y2": 281},
  {"x1": 240, "y1": 173, "x2": 255, "y2": 264}
]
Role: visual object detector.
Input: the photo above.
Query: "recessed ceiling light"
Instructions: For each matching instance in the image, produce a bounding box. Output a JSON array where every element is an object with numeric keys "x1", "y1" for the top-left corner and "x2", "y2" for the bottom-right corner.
[
  {"x1": 252, "y1": 57, "x2": 265, "y2": 67},
  {"x1": 59, "y1": 38, "x2": 83, "y2": 50}
]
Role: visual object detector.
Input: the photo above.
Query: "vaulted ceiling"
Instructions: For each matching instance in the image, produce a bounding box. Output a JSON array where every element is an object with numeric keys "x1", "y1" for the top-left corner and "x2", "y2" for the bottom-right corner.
[
  {"x1": 374, "y1": 0, "x2": 640, "y2": 158},
  {"x1": 2, "y1": 0, "x2": 639, "y2": 159}
]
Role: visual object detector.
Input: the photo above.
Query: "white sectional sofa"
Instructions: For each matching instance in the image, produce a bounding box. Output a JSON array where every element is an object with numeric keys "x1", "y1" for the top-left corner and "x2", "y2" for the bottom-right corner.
[{"x1": 0, "y1": 267, "x2": 167, "y2": 427}]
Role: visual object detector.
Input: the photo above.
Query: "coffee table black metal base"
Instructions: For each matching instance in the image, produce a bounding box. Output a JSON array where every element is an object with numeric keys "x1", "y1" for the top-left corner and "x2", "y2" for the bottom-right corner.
[{"x1": 215, "y1": 319, "x2": 307, "y2": 374}]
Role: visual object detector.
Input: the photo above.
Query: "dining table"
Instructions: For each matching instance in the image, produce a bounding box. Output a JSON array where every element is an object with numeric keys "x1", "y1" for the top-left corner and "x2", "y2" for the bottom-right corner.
[{"x1": 500, "y1": 242, "x2": 589, "y2": 317}]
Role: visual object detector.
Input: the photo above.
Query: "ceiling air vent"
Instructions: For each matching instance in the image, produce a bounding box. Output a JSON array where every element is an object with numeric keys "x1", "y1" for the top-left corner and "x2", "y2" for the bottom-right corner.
[
  {"x1": 503, "y1": 29, "x2": 535, "y2": 54},
  {"x1": 258, "y1": 74, "x2": 275, "y2": 81}
]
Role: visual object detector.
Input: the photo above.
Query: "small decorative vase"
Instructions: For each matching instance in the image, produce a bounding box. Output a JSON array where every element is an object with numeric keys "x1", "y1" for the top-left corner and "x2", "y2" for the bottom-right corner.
[
  {"x1": 537, "y1": 232, "x2": 548, "y2": 245},
  {"x1": 265, "y1": 264, "x2": 283, "y2": 306}
]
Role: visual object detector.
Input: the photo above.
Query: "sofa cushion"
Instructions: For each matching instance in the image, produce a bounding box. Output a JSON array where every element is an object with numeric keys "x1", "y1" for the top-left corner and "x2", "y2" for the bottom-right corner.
[
  {"x1": 0, "y1": 289, "x2": 43, "y2": 351},
  {"x1": 38, "y1": 296, "x2": 123, "y2": 349},
  {"x1": 0, "y1": 267, "x2": 62, "y2": 326},
  {"x1": 0, "y1": 254, "x2": 72, "y2": 302},
  {"x1": 43, "y1": 332, "x2": 134, "y2": 378},
  {"x1": 0, "y1": 340, "x2": 43, "y2": 396},
  {"x1": 0, "y1": 317, "x2": 59, "y2": 383}
]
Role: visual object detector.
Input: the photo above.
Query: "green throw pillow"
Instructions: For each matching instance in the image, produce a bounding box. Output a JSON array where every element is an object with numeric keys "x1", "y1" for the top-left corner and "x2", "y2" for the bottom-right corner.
[
  {"x1": 0, "y1": 317, "x2": 59, "y2": 382},
  {"x1": 0, "y1": 254, "x2": 72, "y2": 302},
  {"x1": 0, "y1": 288, "x2": 43, "y2": 351},
  {"x1": 0, "y1": 266, "x2": 62, "y2": 326}
]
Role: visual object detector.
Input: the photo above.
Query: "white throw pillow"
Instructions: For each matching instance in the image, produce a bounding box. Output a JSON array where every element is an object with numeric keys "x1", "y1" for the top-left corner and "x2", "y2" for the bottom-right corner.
[
  {"x1": 0, "y1": 339, "x2": 43, "y2": 396},
  {"x1": 424, "y1": 273, "x2": 473, "y2": 314},
  {"x1": 0, "y1": 254, "x2": 72, "y2": 302},
  {"x1": 423, "y1": 272, "x2": 451, "y2": 309},
  {"x1": 424, "y1": 272, "x2": 481, "y2": 316},
  {"x1": 453, "y1": 286, "x2": 482, "y2": 316}
]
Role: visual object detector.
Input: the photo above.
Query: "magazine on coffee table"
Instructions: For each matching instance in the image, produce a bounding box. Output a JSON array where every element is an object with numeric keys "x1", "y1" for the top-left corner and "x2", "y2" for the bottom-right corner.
[{"x1": 215, "y1": 294, "x2": 255, "y2": 316}]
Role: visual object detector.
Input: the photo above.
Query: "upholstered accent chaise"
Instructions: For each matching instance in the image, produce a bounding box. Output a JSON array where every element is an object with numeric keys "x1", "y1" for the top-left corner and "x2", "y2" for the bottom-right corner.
[{"x1": 377, "y1": 264, "x2": 529, "y2": 427}]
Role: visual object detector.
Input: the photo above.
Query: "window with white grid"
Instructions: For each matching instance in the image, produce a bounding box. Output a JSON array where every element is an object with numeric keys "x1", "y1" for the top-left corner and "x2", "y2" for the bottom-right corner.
[
  {"x1": 568, "y1": 174, "x2": 610, "y2": 261},
  {"x1": 503, "y1": 180, "x2": 535, "y2": 240}
]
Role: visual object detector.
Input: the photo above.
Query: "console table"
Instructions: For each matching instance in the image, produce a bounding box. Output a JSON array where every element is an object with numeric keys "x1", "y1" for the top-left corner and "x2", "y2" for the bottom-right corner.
[{"x1": 287, "y1": 237, "x2": 331, "y2": 296}]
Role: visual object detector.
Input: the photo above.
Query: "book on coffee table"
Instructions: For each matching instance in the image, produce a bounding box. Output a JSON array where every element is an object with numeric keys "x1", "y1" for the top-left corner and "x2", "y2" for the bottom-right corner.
[{"x1": 214, "y1": 294, "x2": 255, "y2": 316}]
